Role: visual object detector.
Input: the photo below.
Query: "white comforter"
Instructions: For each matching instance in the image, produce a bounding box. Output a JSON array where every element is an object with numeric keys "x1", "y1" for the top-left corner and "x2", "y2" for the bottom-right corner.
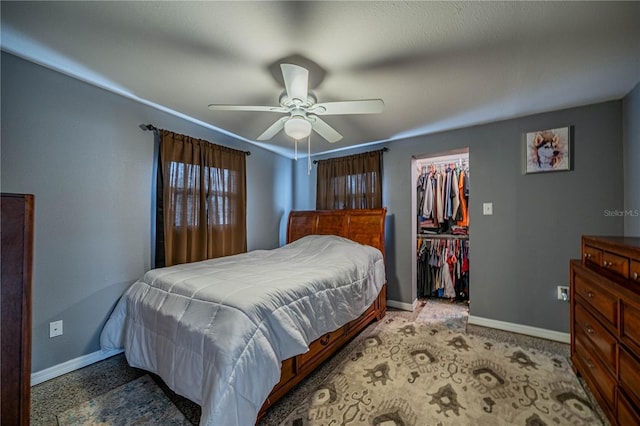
[{"x1": 100, "y1": 235, "x2": 385, "y2": 425}]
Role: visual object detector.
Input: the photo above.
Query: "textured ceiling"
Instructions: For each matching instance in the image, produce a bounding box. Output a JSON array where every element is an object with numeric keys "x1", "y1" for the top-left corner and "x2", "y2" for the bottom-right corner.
[{"x1": 2, "y1": 1, "x2": 639, "y2": 158}]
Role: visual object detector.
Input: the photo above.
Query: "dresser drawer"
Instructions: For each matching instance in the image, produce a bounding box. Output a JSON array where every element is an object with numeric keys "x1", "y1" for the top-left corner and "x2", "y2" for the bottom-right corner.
[
  {"x1": 574, "y1": 271, "x2": 618, "y2": 328},
  {"x1": 583, "y1": 244, "x2": 602, "y2": 267},
  {"x1": 574, "y1": 303, "x2": 617, "y2": 370},
  {"x1": 273, "y1": 357, "x2": 295, "y2": 391},
  {"x1": 631, "y1": 260, "x2": 640, "y2": 283},
  {"x1": 619, "y1": 347, "x2": 640, "y2": 405},
  {"x1": 618, "y1": 388, "x2": 640, "y2": 426},
  {"x1": 602, "y1": 251, "x2": 629, "y2": 279},
  {"x1": 621, "y1": 301, "x2": 640, "y2": 354},
  {"x1": 574, "y1": 337, "x2": 616, "y2": 410},
  {"x1": 298, "y1": 327, "x2": 345, "y2": 367}
]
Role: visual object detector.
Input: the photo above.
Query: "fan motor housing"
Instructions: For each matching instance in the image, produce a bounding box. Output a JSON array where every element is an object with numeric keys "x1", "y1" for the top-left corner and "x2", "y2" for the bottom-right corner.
[{"x1": 279, "y1": 91, "x2": 317, "y2": 109}]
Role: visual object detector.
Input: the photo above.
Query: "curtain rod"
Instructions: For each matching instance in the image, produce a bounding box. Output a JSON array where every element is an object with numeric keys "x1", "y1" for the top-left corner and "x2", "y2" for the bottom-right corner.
[
  {"x1": 312, "y1": 147, "x2": 389, "y2": 164},
  {"x1": 142, "y1": 124, "x2": 251, "y2": 156}
]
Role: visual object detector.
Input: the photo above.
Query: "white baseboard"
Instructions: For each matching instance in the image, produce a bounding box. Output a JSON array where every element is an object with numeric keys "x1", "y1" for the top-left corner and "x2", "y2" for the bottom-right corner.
[
  {"x1": 468, "y1": 315, "x2": 570, "y2": 344},
  {"x1": 387, "y1": 298, "x2": 418, "y2": 312},
  {"x1": 31, "y1": 348, "x2": 123, "y2": 386}
]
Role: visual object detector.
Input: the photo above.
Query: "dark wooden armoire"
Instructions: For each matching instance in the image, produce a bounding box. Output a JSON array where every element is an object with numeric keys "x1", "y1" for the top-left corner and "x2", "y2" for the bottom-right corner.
[{"x1": 1, "y1": 193, "x2": 34, "y2": 425}]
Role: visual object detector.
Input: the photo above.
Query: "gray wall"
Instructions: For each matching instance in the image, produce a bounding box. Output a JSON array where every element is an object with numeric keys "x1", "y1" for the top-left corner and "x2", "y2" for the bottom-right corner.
[
  {"x1": 1, "y1": 53, "x2": 293, "y2": 372},
  {"x1": 623, "y1": 82, "x2": 640, "y2": 236},
  {"x1": 295, "y1": 101, "x2": 626, "y2": 333}
]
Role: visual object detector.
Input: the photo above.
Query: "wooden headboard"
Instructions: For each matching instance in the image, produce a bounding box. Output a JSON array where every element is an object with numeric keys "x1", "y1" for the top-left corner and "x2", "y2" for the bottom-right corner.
[{"x1": 286, "y1": 208, "x2": 386, "y2": 257}]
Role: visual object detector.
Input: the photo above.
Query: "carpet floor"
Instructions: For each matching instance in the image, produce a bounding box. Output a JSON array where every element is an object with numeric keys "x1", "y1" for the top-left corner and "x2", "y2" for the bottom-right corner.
[
  {"x1": 30, "y1": 299, "x2": 607, "y2": 425},
  {"x1": 56, "y1": 375, "x2": 191, "y2": 425}
]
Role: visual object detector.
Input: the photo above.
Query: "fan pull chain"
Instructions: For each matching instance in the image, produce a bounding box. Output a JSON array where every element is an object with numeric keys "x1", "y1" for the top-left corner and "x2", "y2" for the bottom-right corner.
[
  {"x1": 307, "y1": 136, "x2": 312, "y2": 175},
  {"x1": 294, "y1": 139, "x2": 298, "y2": 160}
]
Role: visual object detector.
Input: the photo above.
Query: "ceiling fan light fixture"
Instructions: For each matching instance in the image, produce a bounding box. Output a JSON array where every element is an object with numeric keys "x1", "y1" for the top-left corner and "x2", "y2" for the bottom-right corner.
[
  {"x1": 284, "y1": 117, "x2": 312, "y2": 140},
  {"x1": 209, "y1": 63, "x2": 382, "y2": 145}
]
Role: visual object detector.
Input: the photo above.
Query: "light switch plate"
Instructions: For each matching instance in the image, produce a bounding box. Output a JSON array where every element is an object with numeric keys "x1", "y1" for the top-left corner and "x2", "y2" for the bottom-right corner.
[{"x1": 483, "y1": 202, "x2": 493, "y2": 215}]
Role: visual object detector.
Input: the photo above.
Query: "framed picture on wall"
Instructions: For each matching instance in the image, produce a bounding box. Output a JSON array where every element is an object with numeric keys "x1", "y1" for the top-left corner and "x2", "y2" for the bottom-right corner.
[{"x1": 524, "y1": 126, "x2": 571, "y2": 174}]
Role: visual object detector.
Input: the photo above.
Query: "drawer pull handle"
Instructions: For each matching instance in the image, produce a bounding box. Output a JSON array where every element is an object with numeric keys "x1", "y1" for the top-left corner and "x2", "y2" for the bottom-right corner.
[
  {"x1": 585, "y1": 358, "x2": 595, "y2": 369},
  {"x1": 584, "y1": 324, "x2": 594, "y2": 334},
  {"x1": 584, "y1": 253, "x2": 591, "y2": 258},
  {"x1": 603, "y1": 261, "x2": 611, "y2": 267},
  {"x1": 586, "y1": 291, "x2": 594, "y2": 298},
  {"x1": 320, "y1": 335, "x2": 330, "y2": 346},
  {"x1": 634, "y1": 272, "x2": 639, "y2": 280}
]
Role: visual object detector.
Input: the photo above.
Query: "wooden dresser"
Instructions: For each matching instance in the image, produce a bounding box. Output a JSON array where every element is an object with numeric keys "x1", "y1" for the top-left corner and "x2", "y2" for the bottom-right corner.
[
  {"x1": 570, "y1": 236, "x2": 640, "y2": 425},
  {"x1": 1, "y1": 194, "x2": 34, "y2": 426}
]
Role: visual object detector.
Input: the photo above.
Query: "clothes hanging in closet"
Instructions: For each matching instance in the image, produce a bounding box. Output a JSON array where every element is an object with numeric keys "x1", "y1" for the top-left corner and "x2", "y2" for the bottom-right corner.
[
  {"x1": 417, "y1": 238, "x2": 469, "y2": 300},
  {"x1": 417, "y1": 165, "x2": 469, "y2": 234}
]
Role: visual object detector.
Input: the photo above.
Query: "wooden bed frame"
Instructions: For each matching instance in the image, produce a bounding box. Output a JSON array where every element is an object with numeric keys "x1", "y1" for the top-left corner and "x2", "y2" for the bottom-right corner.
[{"x1": 257, "y1": 208, "x2": 387, "y2": 420}]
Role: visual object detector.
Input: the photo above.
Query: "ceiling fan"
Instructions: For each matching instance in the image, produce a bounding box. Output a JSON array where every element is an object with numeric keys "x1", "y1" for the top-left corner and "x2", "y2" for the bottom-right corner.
[{"x1": 208, "y1": 64, "x2": 384, "y2": 143}]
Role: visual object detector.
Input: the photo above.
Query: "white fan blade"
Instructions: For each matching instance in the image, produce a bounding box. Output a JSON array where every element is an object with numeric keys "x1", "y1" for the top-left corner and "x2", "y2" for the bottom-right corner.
[
  {"x1": 309, "y1": 99, "x2": 384, "y2": 115},
  {"x1": 281, "y1": 64, "x2": 308, "y2": 102},
  {"x1": 310, "y1": 116, "x2": 343, "y2": 143},
  {"x1": 257, "y1": 116, "x2": 288, "y2": 140},
  {"x1": 208, "y1": 104, "x2": 288, "y2": 113}
]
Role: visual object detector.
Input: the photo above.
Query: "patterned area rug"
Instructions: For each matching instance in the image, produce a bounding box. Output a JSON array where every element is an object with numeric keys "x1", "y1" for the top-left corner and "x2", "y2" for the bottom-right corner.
[
  {"x1": 278, "y1": 307, "x2": 602, "y2": 426},
  {"x1": 57, "y1": 375, "x2": 191, "y2": 425}
]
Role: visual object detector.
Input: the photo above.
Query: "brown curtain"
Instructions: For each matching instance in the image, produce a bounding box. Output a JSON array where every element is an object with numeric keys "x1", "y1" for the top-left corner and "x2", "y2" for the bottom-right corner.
[
  {"x1": 157, "y1": 130, "x2": 247, "y2": 266},
  {"x1": 316, "y1": 150, "x2": 383, "y2": 210}
]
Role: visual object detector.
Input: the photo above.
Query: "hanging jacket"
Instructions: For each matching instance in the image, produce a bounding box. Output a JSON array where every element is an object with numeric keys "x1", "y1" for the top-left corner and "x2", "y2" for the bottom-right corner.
[
  {"x1": 451, "y1": 169, "x2": 460, "y2": 220},
  {"x1": 456, "y1": 170, "x2": 469, "y2": 227},
  {"x1": 436, "y1": 172, "x2": 444, "y2": 224}
]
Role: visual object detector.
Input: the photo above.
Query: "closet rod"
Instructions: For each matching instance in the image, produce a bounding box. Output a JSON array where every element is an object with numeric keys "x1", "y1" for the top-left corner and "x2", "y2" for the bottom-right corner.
[
  {"x1": 418, "y1": 233, "x2": 469, "y2": 240},
  {"x1": 418, "y1": 158, "x2": 468, "y2": 167},
  {"x1": 141, "y1": 124, "x2": 251, "y2": 156},
  {"x1": 418, "y1": 160, "x2": 468, "y2": 173}
]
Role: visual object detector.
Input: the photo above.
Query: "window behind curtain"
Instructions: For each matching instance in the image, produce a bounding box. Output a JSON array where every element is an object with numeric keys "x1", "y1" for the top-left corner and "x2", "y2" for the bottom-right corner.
[
  {"x1": 169, "y1": 163, "x2": 240, "y2": 228},
  {"x1": 316, "y1": 150, "x2": 383, "y2": 210},
  {"x1": 156, "y1": 130, "x2": 246, "y2": 267}
]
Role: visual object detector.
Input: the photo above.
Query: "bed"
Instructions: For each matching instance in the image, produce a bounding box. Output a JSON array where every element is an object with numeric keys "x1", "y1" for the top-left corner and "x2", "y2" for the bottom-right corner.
[{"x1": 100, "y1": 208, "x2": 387, "y2": 425}]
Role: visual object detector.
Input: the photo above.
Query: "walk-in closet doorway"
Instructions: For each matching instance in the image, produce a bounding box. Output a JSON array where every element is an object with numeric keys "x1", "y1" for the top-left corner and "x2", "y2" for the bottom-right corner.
[{"x1": 412, "y1": 149, "x2": 470, "y2": 309}]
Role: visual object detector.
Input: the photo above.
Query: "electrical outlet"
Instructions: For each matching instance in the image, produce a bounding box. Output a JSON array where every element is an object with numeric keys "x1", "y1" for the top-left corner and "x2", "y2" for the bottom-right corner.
[
  {"x1": 50, "y1": 320, "x2": 63, "y2": 338},
  {"x1": 557, "y1": 286, "x2": 569, "y2": 302},
  {"x1": 483, "y1": 202, "x2": 493, "y2": 215}
]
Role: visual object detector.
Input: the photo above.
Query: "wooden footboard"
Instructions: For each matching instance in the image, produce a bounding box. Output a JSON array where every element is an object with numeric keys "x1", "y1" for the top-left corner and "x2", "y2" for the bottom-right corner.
[{"x1": 257, "y1": 208, "x2": 387, "y2": 421}]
